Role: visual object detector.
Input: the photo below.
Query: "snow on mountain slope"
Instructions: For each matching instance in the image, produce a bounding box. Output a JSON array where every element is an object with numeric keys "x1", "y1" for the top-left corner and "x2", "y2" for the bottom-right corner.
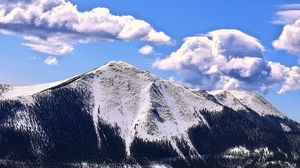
[
  {"x1": 76, "y1": 61, "x2": 223, "y2": 156},
  {"x1": 0, "y1": 79, "x2": 68, "y2": 100},
  {"x1": 208, "y1": 90, "x2": 247, "y2": 112},
  {"x1": 209, "y1": 90, "x2": 285, "y2": 118},
  {"x1": 0, "y1": 61, "x2": 295, "y2": 159}
]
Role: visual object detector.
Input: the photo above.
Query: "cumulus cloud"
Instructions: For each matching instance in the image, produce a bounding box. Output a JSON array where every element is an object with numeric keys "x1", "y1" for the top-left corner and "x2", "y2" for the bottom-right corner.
[
  {"x1": 273, "y1": 20, "x2": 300, "y2": 56},
  {"x1": 0, "y1": 0, "x2": 171, "y2": 55},
  {"x1": 139, "y1": 45, "x2": 154, "y2": 55},
  {"x1": 273, "y1": 4, "x2": 300, "y2": 57},
  {"x1": 154, "y1": 29, "x2": 300, "y2": 93},
  {"x1": 268, "y1": 62, "x2": 300, "y2": 93},
  {"x1": 44, "y1": 56, "x2": 58, "y2": 66}
]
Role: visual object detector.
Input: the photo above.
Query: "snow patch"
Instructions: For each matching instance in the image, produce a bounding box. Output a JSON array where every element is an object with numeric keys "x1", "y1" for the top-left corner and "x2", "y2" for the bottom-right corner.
[
  {"x1": 280, "y1": 123, "x2": 292, "y2": 132},
  {"x1": 224, "y1": 146, "x2": 250, "y2": 159}
]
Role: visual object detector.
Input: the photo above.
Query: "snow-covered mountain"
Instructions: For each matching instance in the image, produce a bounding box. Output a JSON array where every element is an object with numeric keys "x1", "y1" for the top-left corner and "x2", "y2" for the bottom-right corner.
[{"x1": 0, "y1": 61, "x2": 300, "y2": 168}]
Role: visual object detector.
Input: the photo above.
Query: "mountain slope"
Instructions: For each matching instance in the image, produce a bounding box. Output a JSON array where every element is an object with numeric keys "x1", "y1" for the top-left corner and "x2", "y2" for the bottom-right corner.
[
  {"x1": 210, "y1": 90, "x2": 285, "y2": 117},
  {"x1": 0, "y1": 61, "x2": 300, "y2": 168}
]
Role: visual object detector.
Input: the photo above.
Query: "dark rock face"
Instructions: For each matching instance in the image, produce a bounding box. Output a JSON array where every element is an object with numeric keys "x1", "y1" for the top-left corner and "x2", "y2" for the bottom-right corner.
[{"x1": 0, "y1": 62, "x2": 300, "y2": 168}]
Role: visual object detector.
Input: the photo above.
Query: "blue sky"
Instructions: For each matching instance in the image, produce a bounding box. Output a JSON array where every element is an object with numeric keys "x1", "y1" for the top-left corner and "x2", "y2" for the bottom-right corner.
[{"x1": 1, "y1": 0, "x2": 300, "y2": 121}]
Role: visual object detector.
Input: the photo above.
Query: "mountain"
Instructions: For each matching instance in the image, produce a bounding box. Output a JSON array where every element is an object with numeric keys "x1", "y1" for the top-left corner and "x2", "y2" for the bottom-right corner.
[{"x1": 0, "y1": 61, "x2": 300, "y2": 168}]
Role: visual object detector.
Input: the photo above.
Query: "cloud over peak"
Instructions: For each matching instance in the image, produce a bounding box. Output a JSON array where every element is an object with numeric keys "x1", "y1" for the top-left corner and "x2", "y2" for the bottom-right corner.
[
  {"x1": 0, "y1": 0, "x2": 171, "y2": 55},
  {"x1": 154, "y1": 29, "x2": 300, "y2": 93}
]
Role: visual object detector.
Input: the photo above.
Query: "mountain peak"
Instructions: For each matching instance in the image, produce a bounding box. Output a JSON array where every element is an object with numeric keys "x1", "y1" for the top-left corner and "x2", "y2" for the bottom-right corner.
[
  {"x1": 90, "y1": 61, "x2": 136, "y2": 73},
  {"x1": 106, "y1": 61, "x2": 133, "y2": 67},
  {"x1": 0, "y1": 61, "x2": 155, "y2": 100},
  {"x1": 102, "y1": 61, "x2": 135, "y2": 70}
]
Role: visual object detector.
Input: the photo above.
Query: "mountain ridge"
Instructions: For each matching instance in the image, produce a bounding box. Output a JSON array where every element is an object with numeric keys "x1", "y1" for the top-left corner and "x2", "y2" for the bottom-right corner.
[
  {"x1": 0, "y1": 61, "x2": 300, "y2": 167},
  {"x1": 0, "y1": 61, "x2": 288, "y2": 116}
]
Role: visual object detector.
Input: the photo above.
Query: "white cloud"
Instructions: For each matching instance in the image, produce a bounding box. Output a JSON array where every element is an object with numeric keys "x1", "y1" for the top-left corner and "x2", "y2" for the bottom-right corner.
[
  {"x1": 268, "y1": 62, "x2": 300, "y2": 93},
  {"x1": 0, "y1": 0, "x2": 171, "y2": 55},
  {"x1": 272, "y1": 5, "x2": 300, "y2": 57},
  {"x1": 283, "y1": 66, "x2": 300, "y2": 92},
  {"x1": 22, "y1": 36, "x2": 74, "y2": 55},
  {"x1": 44, "y1": 56, "x2": 58, "y2": 66},
  {"x1": 273, "y1": 20, "x2": 300, "y2": 56},
  {"x1": 273, "y1": 10, "x2": 300, "y2": 25},
  {"x1": 208, "y1": 29, "x2": 264, "y2": 58},
  {"x1": 154, "y1": 29, "x2": 300, "y2": 93},
  {"x1": 139, "y1": 45, "x2": 154, "y2": 55},
  {"x1": 273, "y1": 4, "x2": 300, "y2": 24}
]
